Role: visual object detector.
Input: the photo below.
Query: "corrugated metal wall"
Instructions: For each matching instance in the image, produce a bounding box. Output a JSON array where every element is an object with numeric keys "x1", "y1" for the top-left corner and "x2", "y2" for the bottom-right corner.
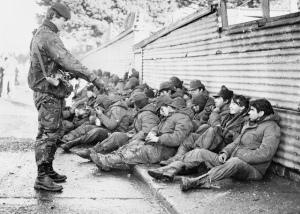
[
  {"x1": 81, "y1": 30, "x2": 134, "y2": 76},
  {"x1": 136, "y1": 9, "x2": 300, "y2": 173}
]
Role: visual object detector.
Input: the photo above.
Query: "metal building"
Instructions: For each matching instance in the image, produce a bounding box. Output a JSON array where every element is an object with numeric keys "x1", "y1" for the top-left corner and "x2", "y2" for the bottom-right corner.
[
  {"x1": 81, "y1": 28, "x2": 135, "y2": 76},
  {"x1": 134, "y1": 6, "x2": 300, "y2": 177}
]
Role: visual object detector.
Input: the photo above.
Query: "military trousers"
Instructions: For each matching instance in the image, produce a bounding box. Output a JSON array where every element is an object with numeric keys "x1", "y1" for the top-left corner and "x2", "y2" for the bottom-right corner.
[
  {"x1": 97, "y1": 140, "x2": 177, "y2": 170},
  {"x1": 182, "y1": 148, "x2": 263, "y2": 181},
  {"x1": 62, "y1": 124, "x2": 108, "y2": 146},
  {"x1": 167, "y1": 127, "x2": 224, "y2": 163},
  {"x1": 33, "y1": 91, "x2": 63, "y2": 166},
  {"x1": 93, "y1": 132, "x2": 129, "y2": 154}
]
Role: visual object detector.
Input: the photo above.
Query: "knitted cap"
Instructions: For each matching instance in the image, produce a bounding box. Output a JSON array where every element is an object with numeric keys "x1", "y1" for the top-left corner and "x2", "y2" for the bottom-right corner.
[
  {"x1": 124, "y1": 77, "x2": 139, "y2": 90},
  {"x1": 155, "y1": 95, "x2": 173, "y2": 110},
  {"x1": 168, "y1": 97, "x2": 186, "y2": 110},
  {"x1": 191, "y1": 94, "x2": 208, "y2": 111},
  {"x1": 131, "y1": 92, "x2": 148, "y2": 109},
  {"x1": 131, "y1": 92, "x2": 147, "y2": 102},
  {"x1": 169, "y1": 76, "x2": 183, "y2": 88},
  {"x1": 144, "y1": 88, "x2": 155, "y2": 98},
  {"x1": 190, "y1": 80, "x2": 205, "y2": 90},
  {"x1": 159, "y1": 81, "x2": 175, "y2": 92},
  {"x1": 213, "y1": 85, "x2": 233, "y2": 101},
  {"x1": 131, "y1": 69, "x2": 139, "y2": 78}
]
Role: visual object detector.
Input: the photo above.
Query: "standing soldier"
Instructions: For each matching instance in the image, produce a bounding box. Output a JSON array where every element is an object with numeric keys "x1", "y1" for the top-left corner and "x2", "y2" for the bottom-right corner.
[{"x1": 28, "y1": 3, "x2": 104, "y2": 192}]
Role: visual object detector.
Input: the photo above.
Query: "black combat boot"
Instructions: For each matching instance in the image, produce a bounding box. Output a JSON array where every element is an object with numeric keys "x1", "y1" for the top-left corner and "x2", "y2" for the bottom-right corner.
[
  {"x1": 47, "y1": 162, "x2": 67, "y2": 183},
  {"x1": 180, "y1": 174, "x2": 211, "y2": 192},
  {"x1": 148, "y1": 161, "x2": 184, "y2": 182},
  {"x1": 74, "y1": 148, "x2": 92, "y2": 160},
  {"x1": 34, "y1": 164, "x2": 63, "y2": 192},
  {"x1": 60, "y1": 137, "x2": 82, "y2": 152}
]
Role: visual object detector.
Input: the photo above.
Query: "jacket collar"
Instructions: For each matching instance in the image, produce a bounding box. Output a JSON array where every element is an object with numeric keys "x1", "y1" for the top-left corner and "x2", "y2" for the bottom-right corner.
[
  {"x1": 245, "y1": 113, "x2": 280, "y2": 129},
  {"x1": 42, "y1": 20, "x2": 59, "y2": 33}
]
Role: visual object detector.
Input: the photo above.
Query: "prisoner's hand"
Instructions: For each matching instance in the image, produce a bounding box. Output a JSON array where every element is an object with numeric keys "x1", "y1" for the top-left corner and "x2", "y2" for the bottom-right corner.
[
  {"x1": 146, "y1": 135, "x2": 159, "y2": 143},
  {"x1": 95, "y1": 106, "x2": 103, "y2": 116},
  {"x1": 145, "y1": 132, "x2": 155, "y2": 142},
  {"x1": 218, "y1": 153, "x2": 227, "y2": 163}
]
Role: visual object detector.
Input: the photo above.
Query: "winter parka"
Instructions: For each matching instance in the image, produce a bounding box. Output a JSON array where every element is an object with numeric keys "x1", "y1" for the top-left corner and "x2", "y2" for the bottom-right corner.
[
  {"x1": 151, "y1": 108, "x2": 194, "y2": 147},
  {"x1": 131, "y1": 103, "x2": 160, "y2": 141},
  {"x1": 98, "y1": 100, "x2": 132, "y2": 132},
  {"x1": 222, "y1": 114, "x2": 281, "y2": 175}
]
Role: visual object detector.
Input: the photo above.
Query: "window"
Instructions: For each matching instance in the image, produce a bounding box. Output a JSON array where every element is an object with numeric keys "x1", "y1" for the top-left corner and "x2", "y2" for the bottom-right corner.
[{"x1": 225, "y1": 0, "x2": 299, "y2": 26}]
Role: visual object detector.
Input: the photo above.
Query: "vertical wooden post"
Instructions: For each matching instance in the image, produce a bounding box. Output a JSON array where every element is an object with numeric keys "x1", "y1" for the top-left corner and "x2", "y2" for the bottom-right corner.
[
  {"x1": 220, "y1": 0, "x2": 228, "y2": 28},
  {"x1": 262, "y1": 0, "x2": 270, "y2": 18}
]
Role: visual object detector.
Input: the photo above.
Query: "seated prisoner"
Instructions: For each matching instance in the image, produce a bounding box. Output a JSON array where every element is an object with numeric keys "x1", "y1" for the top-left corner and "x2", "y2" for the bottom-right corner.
[
  {"x1": 60, "y1": 95, "x2": 131, "y2": 151},
  {"x1": 148, "y1": 99, "x2": 280, "y2": 192},
  {"x1": 87, "y1": 97, "x2": 194, "y2": 171},
  {"x1": 75, "y1": 92, "x2": 160, "y2": 159},
  {"x1": 160, "y1": 93, "x2": 248, "y2": 166}
]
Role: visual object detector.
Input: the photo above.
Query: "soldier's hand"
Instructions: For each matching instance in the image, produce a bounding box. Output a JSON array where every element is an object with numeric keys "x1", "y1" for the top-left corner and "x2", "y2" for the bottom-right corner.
[{"x1": 218, "y1": 153, "x2": 227, "y2": 163}]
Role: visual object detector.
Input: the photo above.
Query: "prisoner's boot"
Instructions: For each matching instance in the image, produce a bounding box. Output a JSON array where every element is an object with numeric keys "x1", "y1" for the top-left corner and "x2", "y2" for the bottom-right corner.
[
  {"x1": 160, "y1": 146, "x2": 186, "y2": 166},
  {"x1": 148, "y1": 161, "x2": 183, "y2": 182},
  {"x1": 34, "y1": 164, "x2": 63, "y2": 192},
  {"x1": 90, "y1": 149, "x2": 111, "y2": 171},
  {"x1": 47, "y1": 163, "x2": 67, "y2": 183},
  {"x1": 61, "y1": 137, "x2": 82, "y2": 152},
  {"x1": 74, "y1": 148, "x2": 92, "y2": 160},
  {"x1": 180, "y1": 174, "x2": 211, "y2": 192},
  {"x1": 160, "y1": 155, "x2": 181, "y2": 166}
]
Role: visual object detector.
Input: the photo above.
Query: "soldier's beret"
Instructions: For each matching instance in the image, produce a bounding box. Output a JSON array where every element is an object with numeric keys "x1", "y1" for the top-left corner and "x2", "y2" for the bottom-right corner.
[{"x1": 51, "y1": 2, "x2": 71, "y2": 20}]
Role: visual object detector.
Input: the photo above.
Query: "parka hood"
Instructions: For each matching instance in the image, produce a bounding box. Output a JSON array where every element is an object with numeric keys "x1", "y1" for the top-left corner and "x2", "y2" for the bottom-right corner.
[
  {"x1": 139, "y1": 103, "x2": 157, "y2": 114},
  {"x1": 260, "y1": 113, "x2": 281, "y2": 124}
]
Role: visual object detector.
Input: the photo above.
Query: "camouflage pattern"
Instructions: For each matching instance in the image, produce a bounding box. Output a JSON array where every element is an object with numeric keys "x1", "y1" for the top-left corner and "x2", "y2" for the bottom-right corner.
[
  {"x1": 92, "y1": 140, "x2": 177, "y2": 170},
  {"x1": 29, "y1": 20, "x2": 100, "y2": 167},
  {"x1": 28, "y1": 20, "x2": 98, "y2": 98},
  {"x1": 62, "y1": 124, "x2": 98, "y2": 142},
  {"x1": 94, "y1": 132, "x2": 129, "y2": 154},
  {"x1": 34, "y1": 91, "x2": 63, "y2": 165}
]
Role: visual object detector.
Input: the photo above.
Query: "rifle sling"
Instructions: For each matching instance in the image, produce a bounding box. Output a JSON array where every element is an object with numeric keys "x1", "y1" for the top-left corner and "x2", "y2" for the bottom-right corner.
[{"x1": 35, "y1": 46, "x2": 48, "y2": 78}]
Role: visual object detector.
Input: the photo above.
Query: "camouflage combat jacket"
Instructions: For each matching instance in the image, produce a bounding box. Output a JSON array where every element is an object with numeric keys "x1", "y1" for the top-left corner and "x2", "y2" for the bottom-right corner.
[{"x1": 28, "y1": 20, "x2": 97, "y2": 98}]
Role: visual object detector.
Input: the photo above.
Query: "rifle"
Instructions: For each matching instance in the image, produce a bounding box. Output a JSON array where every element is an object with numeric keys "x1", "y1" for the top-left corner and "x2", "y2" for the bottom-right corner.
[{"x1": 35, "y1": 44, "x2": 72, "y2": 87}]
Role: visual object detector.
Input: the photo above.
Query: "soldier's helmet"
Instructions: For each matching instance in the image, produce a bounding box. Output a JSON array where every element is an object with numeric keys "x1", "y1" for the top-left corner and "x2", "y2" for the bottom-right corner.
[{"x1": 50, "y1": 2, "x2": 71, "y2": 20}]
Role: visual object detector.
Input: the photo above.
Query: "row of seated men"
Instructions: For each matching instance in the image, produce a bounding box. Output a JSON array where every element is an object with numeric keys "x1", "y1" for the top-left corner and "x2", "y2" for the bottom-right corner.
[{"x1": 59, "y1": 74, "x2": 281, "y2": 192}]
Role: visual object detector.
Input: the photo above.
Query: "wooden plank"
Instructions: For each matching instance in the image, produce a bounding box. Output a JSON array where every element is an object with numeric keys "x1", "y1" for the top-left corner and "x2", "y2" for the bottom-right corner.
[
  {"x1": 262, "y1": 0, "x2": 270, "y2": 18},
  {"x1": 220, "y1": 0, "x2": 228, "y2": 28}
]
